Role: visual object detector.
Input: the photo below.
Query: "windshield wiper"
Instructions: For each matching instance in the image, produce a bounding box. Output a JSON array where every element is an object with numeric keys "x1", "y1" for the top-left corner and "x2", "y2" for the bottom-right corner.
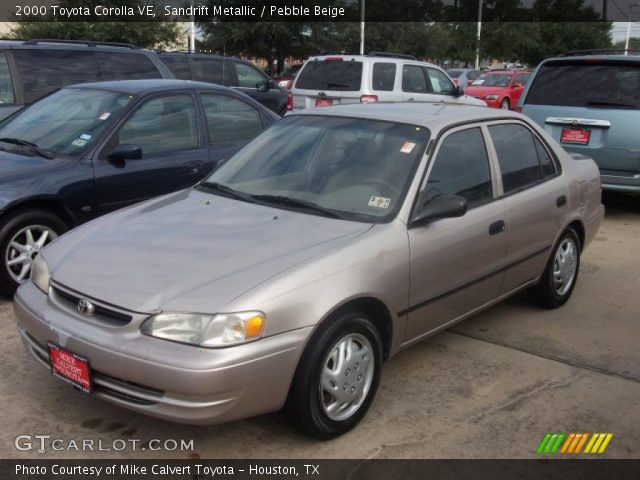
[
  {"x1": 585, "y1": 101, "x2": 638, "y2": 109},
  {"x1": 0, "y1": 137, "x2": 53, "y2": 159},
  {"x1": 197, "y1": 181, "x2": 256, "y2": 203},
  {"x1": 250, "y1": 194, "x2": 344, "y2": 219}
]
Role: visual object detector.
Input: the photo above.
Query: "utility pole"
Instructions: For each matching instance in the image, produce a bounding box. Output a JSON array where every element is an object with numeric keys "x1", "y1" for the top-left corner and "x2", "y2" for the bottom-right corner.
[
  {"x1": 360, "y1": 0, "x2": 365, "y2": 55},
  {"x1": 475, "y1": 0, "x2": 483, "y2": 69},
  {"x1": 188, "y1": 0, "x2": 196, "y2": 53},
  {"x1": 625, "y1": 4, "x2": 640, "y2": 55}
]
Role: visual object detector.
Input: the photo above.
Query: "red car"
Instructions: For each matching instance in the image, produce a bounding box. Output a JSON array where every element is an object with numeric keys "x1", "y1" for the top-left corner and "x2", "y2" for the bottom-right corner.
[
  {"x1": 273, "y1": 64, "x2": 303, "y2": 90},
  {"x1": 464, "y1": 70, "x2": 531, "y2": 110}
]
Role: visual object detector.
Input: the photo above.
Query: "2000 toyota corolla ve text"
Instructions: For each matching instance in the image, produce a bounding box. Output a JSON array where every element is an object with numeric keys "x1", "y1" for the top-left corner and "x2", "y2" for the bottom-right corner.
[{"x1": 14, "y1": 103, "x2": 604, "y2": 438}]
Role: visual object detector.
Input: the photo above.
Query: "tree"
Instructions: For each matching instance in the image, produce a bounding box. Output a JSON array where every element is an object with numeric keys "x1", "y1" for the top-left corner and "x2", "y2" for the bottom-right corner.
[{"x1": 11, "y1": 0, "x2": 182, "y2": 49}]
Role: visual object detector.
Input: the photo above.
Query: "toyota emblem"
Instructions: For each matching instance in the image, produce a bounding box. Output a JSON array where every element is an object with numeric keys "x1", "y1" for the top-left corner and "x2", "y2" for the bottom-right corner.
[{"x1": 77, "y1": 298, "x2": 95, "y2": 316}]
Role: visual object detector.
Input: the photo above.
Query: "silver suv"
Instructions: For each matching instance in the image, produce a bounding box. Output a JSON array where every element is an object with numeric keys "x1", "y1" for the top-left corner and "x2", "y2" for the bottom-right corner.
[{"x1": 290, "y1": 52, "x2": 486, "y2": 110}]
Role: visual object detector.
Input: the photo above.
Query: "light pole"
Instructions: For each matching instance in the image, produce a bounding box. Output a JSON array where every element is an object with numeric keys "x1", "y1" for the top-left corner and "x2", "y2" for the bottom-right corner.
[
  {"x1": 188, "y1": 0, "x2": 196, "y2": 53},
  {"x1": 475, "y1": 0, "x2": 483, "y2": 69},
  {"x1": 360, "y1": 0, "x2": 365, "y2": 55},
  {"x1": 624, "y1": 3, "x2": 640, "y2": 55}
]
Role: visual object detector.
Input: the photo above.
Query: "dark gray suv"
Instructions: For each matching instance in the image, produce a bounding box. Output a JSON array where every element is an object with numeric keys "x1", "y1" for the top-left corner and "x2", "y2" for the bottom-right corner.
[{"x1": 0, "y1": 39, "x2": 173, "y2": 120}]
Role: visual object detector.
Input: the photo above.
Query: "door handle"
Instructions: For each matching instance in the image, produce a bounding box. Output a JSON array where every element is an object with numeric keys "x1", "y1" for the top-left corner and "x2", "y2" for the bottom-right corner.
[
  {"x1": 556, "y1": 195, "x2": 567, "y2": 207},
  {"x1": 489, "y1": 220, "x2": 506, "y2": 236},
  {"x1": 183, "y1": 161, "x2": 203, "y2": 175}
]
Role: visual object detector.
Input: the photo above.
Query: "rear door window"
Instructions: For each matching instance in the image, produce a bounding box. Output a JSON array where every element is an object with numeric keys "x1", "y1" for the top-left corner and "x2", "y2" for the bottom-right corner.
[
  {"x1": 96, "y1": 52, "x2": 161, "y2": 81},
  {"x1": 201, "y1": 94, "x2": 263, "y2": 144},
  {"x1": 295, "y1": 59, "x2": 363, "y2": 91},
  {"x1": 161, "y1": 56, "x2": 191, "y2": 80},
  {"x1": 402, "y1": 65, "x2": 429, "y2": 93},
  {"x1": 190, "y1": 58, "x2": 235, "y2": 86},
  {"x1": 14, "y1": 50, "x2": 101, "y2": 103},
  {"x1": 525, "y1": 61, "x2": 640, "y2": 108},
  {"x1": 0, "y1": 52, "x2": 15, "y2": 104},
  {"x1": 372, "y1": 63, "x2": 396, "y2": 91}
]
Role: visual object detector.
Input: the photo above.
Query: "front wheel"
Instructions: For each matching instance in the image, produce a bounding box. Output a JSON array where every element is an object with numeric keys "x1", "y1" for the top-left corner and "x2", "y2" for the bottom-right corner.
[
  {"x1": 285, "y1": 311, "x2": 383, "y2": 439},
  {"x1": 528, "y1": 228, "x2": 581, "y2": 308},
  {"x1": 0, "y1": 210, "x2": 67, "y2": 297}
]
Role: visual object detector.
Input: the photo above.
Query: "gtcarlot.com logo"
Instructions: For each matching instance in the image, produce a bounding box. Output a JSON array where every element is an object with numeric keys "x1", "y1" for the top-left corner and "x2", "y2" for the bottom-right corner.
[
  {"x1": 536, "y1": 432, "x2": 613, "y2": 454},
  {"x1": 14, "y1": 434, "x2": 194, "y2": 453}
]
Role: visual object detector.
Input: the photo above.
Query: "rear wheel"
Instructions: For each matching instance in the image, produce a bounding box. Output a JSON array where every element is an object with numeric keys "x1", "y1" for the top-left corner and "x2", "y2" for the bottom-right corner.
[
  {"x1": 528, "y1": 228, "x2": 580, "y2": 308},
  {"x1": 0, "y1": 210, "x2": 67, "y2": 297},
  {"x1": 285, "y1": 310, "x2": 382, "y2": 439},
  {"x1": 500, "y1": 98, "x2": 510, "y2": 110}
]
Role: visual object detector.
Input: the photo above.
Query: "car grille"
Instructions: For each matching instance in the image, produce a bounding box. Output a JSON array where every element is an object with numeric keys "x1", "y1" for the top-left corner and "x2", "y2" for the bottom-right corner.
[
  {"x1": 50, "y1": 282, "x2": 133, "y2": 326},
  {"x1": 22, "y1": 330, "x2": 164, "y2": 406}
]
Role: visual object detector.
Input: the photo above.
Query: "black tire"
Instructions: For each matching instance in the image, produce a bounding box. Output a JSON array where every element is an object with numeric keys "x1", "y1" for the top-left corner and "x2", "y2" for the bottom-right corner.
[
  {"x1": 528, "y1": 228, "x2": 581, "y2": 309},
  {"x1": 0, "y1": 209, "x2": 68, "y2": 297},
  {"x1": 285, "y1": 310, "x2": 383, "y2": 439},
  {"x1": 500, "y1": 98, "x2": 510, "y2": 110}
]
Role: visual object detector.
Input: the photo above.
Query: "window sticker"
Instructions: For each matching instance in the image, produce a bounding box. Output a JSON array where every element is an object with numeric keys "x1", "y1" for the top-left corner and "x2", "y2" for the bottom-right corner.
[
  {"x1": 400, "y1": 142, "x2": 416, "y2": 154},
  {"x1": 368, "y1": 196, "x2": 391, "y2": 209},
  {"x1": 71, "y1": 138, "x2": 88, "y2": 148},
  {"x1": 79, "y1": 133, "x2": 92, "y2": 141},
  {"x1": 99, "y1": 112, "x2": 111, "y2": 121}
]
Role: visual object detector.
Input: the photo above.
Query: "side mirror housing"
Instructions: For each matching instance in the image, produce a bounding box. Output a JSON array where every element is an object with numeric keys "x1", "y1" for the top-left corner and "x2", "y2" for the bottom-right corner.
[
  {"x1": 411, "y1": 194, "x2": 468, "y2": 227},
  {"x1": 454, "y1": 84, "x2": 464, "y2": 97},
  {"x1": 108, "y1": 144, "x2": 142, "y2": 161},
  {"x1": 256, "y1": 79, "x2": 273, "y2": 92}
]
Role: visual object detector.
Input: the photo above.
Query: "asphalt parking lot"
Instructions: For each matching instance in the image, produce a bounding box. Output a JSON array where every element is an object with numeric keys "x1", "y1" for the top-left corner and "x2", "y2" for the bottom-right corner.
[{"x1": 0, "y1": 192, "x2": 638, "y2": 460}]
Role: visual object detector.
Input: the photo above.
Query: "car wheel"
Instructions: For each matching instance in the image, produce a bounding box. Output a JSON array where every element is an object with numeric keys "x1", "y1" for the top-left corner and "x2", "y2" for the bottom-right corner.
[
  {"x1": 528, "y1": 228, "x2": 580, "y2": 309},
  {"x1": 500, "y1": 98, "x2": 510, "y2": 110},
  {"x1": 0, "y1": 210, "x2": 67, "y2": 297},
  {"x1": 285, "y1": 310, "x2": 383, "y2": 439}
]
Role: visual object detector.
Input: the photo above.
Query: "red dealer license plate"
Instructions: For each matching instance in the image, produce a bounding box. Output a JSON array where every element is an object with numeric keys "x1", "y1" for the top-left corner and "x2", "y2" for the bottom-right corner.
[
  {"x1": 48, "y1": 343, "x2": 92, "y2": 393},
  {"x1": 561, "y1": 128, "x2": 591, "y2": 145}
]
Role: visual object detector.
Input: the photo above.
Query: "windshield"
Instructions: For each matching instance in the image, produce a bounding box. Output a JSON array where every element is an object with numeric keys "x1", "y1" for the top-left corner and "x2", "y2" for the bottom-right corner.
[
  {"x1": 525, "y1": 60, "x2": 640, "y2": 109},
  {"x1": 202, "y1": 115, "x2": 430, "y2": 222},
  {"x1": 295, "y1": 60, "x2": 363, "y2": 91},
  {"x1": 471, "y1": 73, "x2": 511, "y2": 87},
  {"x1": 0, "y1": 88, "x2": 132, "y2": 155}
]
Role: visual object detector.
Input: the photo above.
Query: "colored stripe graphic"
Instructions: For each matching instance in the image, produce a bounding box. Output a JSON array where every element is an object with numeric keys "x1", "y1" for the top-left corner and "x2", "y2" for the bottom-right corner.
[
  {"x1": 538, "y1": 433, "x2": 613, "y2": 454},
  {"x1": 585, "y1": 433, "x2": 613, "y2": 454}
]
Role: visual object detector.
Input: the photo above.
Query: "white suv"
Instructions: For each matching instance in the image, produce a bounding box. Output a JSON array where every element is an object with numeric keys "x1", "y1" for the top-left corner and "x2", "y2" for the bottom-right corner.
[{"x1": 290, "y1": 52, "x2": 487, "y2": 111}]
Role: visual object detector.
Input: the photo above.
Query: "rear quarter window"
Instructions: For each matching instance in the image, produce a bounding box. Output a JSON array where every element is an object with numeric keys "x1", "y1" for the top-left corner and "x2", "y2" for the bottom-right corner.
[
  {"x1": 295, "y1": 60, "x2": 363, "y2": 91},
  {"x1": 525, "y1": 61, "x2": 640, "y2": 108}
]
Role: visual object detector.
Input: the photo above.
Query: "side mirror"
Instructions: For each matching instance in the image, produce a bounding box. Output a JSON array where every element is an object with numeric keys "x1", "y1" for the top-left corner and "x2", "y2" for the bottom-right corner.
[
  {"x1": 108, "y1": 144, "x2": 142, "y2": 161},
  {"x1": 256, "y1": 79, "x2": 273, "y2": 92},
  {"x1": 454, "y1": 84, "x2": 464, "y2": 97},
  {"x1": 513, "y1": 82, "x2": 523, "y2": 88},
  {"x1": 411, "y1": 194, "x2": 468, "y2": 227}
]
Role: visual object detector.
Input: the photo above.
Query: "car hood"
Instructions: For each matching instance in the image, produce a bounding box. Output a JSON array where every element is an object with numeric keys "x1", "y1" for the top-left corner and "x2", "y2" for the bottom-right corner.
[
  {"x1": 46, "y1": 189, "x2": 373, "y2": 313},
  {"x1": 0, "y1": 149, "x2": 64, "y2": 180}
]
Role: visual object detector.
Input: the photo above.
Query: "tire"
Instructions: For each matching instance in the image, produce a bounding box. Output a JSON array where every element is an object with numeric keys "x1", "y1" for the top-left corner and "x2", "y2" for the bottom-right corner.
[
  {"x1": 528, "y1": 228, "x2": 581, "y2": 309},
  {"x1": 285, "y1": 310, "x2": 383, "y2": 439},
  {"x1": 0, "y1": 210, "x2": 68, "y2": 297},
  {"x1": 500, "y1": 98, "x2": 510, "y2": 110}
]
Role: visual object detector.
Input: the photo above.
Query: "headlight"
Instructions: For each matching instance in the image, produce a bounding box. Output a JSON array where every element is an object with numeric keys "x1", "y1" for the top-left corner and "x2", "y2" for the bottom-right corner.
[
  {"x1": 278, "y1": 80, "x2": 290, "y2": 88},
  {"x1": 31, "y1": 254, "x2": 51, "y2": 294},
  {"x1": 141, "y1": 311, "x2": 265, "y2": 348},
  {"x1": 485, "y1": 94, "x2": 499, "y2": 100}
]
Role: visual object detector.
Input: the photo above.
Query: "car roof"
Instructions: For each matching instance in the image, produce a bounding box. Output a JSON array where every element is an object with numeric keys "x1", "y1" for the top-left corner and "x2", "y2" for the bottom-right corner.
[
  {"x1": 67, "y1": 79, "x2": 233, "y2": 95},
  {"x1": 293, "y1": 102, "x2": 522, "y2": 129},
  {"x1": 306, "y1": 54, "x2": 438, "y2": 68},
  {"x1": 546, "y1": 53, "x2": 640, "y2": 62}
]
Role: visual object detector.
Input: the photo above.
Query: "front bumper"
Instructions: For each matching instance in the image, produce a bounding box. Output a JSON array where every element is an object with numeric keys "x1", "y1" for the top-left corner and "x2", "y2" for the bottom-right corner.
[{"x1": 14, "y1": 281, "x2": 311, "y2": 425}]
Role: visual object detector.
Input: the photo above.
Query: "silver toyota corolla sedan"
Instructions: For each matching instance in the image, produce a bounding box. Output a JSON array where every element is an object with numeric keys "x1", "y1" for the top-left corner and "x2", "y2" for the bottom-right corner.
[{"x1": 14, "y1": 103, "x2": 604, "y2": 438}]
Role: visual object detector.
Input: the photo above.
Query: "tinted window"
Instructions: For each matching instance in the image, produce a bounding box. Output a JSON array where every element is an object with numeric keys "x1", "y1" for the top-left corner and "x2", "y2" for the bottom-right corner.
[
  {"x1": 534, "y1": 136, "x2": 557, "y2": 178},
  {"x1": 295, "y1": 60, "x2": 363, "y2": 91},
  {"x1": 490, "y1": 124, "x2": 542, "y2": 194},
  {"x1": 372, "y1": 63, "x2": 396, "y2": 91},
  {"x1": 402, "y1": 65, "x2": 429, "y2": 93},
  {"x1": 117, "y1": 95, "x2": 198, "y2": 156},
  {"x1": 96, "y1": 52, "x2": 160, "y2": 81},
  {"x1": 0, "y1": 52, "x2": 14, "y2": 104},
  {"x1": 161, "y1": 56, "x2": 191, "y2": 80},
  {"x1": 446, "y1": 69, "x2": 463, "y2": 79},
  {"x1": 472, "y1": 73, "x2": 511, "y2": 87},
  {"x1": 525, "y1": 61, "x2": 640, "y2": 108},
  {"x1": 235, "y1": 63, "x2": 268, "y2": 88},
  {"x1": 14, "y1": 50, "x2": 101, "y2": 103},
  {"x1": 424, "y1": 128, "x2": 493, "y2": 207},
  {"x1": 426, "y1": 68, "x2": 455, "y2": 95},
  {"x1": 201, "y1": 94, "x2": 263, "y2": 144},
  {"x1": 468, "y1": 70, "x2": 481, "y2": 81},
  {"x1": 512, "y1": 73, "x2": 530, "y2": 86},
  {"x1": 191, "y1": 58, "x2": 235, "y2": 85}
]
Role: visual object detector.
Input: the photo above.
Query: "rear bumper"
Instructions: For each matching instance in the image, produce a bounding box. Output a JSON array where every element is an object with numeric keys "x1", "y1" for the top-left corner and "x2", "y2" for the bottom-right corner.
[{"x1": 14, "y1": 281, "x2": 311, "y2": 425}]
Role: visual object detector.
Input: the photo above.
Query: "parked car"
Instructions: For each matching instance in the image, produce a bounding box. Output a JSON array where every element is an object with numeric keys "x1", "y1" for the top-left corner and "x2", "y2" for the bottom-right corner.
[
  {"x1": 519, "y1": 50, "x2": 640, "y2": 193},
  {"x1": 464, "y1": 70, "x2": 531, "y2": 110},
  {"x1": 446, "y1": 68, "x2": 481, "y2": 88},
  {"x1": 0, "y1": 39, "x2": 173, "y2": 121},
  {"x1": 158, "y1": 52, "x2": 288, "y2": 115},
  {"x1": 290, "y1": 52, "x2": 486, "y2": 110},
  {"x1": 0, "y1": 79, "x2": 279, "y2": 296},
  {"x1": 273, "y1": 64, "x2": 303, "y2": 90},
  {"x1": 14, "y1": 103, "x2": 603, "y2": 438}
]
